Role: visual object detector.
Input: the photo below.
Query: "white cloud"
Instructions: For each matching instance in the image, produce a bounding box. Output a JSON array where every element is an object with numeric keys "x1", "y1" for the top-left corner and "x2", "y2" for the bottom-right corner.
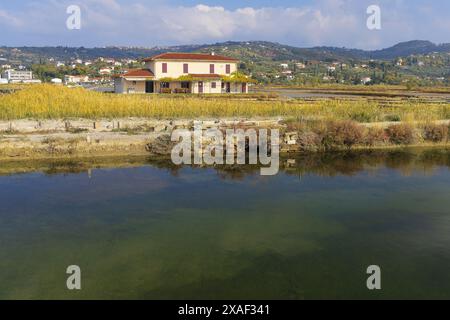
[
  {"x1": 0, "y1": 9, "x2": 23, "y2": 27},
  {"x1": 0, "y1": 0, "x2": 448, "y2": 49}
]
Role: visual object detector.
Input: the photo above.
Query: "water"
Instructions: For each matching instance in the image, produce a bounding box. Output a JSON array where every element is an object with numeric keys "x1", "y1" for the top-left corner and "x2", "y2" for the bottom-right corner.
[{"x1": 1, "y1": 148, "x2": 450, "y2": 299}]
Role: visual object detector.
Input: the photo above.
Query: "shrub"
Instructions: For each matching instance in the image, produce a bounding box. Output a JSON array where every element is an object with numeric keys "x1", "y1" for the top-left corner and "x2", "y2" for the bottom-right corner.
[
  {"x1": 326, "y1": 120, "x2": 365, "y2": 149},
  {"x1": 297, "y1": 131, "x2": 321, "y2": 151},
  {"x1": 160, "y1": 88, "x2": 172, "y2": 94},
  {"x1": 423, "y1": 124, "x2": 449, "y2": 142},
  {"x1": 387, "y1": 124, "x2": 415, "y2": 145},
  {"x1": 365, "y1": 127, "x2": 387, "y2": 146},
  {"x1": 350, "y1": 111, "x2": 373, "y2": 123},
  {"x1": 384, "y1": 114, "x2": 401, "y2": 122}
]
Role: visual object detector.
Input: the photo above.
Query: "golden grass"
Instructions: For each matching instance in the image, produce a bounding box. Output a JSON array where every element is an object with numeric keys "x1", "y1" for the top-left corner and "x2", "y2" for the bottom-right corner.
[
  {"x1": 266, "y1": 83, "x2": 450, "y2": 94},
  {"x1": 0, "y1": 84, "x2": 449, "y2": 122}
]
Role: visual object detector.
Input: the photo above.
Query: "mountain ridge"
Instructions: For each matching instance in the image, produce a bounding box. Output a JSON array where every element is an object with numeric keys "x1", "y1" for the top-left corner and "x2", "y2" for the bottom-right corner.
[{"x1": 1, "y1": 40, "x2": 449, "y2": 64}]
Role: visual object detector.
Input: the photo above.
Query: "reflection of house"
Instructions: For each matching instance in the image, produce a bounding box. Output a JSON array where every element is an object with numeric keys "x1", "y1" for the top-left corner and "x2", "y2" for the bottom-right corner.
[{"x1": 114, "y1": 52, "x2": 252, "y2": 94}]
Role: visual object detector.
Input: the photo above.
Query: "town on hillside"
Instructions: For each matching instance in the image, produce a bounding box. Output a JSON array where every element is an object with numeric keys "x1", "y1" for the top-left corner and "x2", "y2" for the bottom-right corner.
[{"x1": 1, "y1": 41, "x2": 449, "y2": 91}]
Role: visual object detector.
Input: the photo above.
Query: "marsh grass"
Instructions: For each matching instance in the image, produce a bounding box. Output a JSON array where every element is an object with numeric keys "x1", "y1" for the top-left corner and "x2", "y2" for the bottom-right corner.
[{"x1": 0, "y1": 84, "x2": 448, "y2": 122}]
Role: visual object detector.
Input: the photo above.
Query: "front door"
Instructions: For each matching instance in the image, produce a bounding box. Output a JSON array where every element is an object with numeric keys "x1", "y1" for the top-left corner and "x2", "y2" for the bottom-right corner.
[
  {"x1": 198, "y1": 81, "x2": 203, "y2": 94},
  {"x1": 226, "y1": 82, "x2": 231, "y2": 93},
  {"x1": 242, "y1": 83, "x2": 247, "y2": 93},
  {"x1": 145, "y1": 81, "x2": 154, "y2": 93}
]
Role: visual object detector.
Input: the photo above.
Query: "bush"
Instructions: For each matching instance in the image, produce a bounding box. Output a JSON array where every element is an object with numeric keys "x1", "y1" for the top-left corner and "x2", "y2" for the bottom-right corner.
[
  {"x1": 160, "y1": 88, "x2": 172, "y2": 94},
  {"x1": 297, "y1": 131, "x2": 321, "y2": 151},
  {"x1": 423, "y1": 124, "x2": 449, "y2": 142},
  {"x1": 326, "y1": 120, "x2": 365, "y2": 149},
  {"x1": 387, "y1": 124, "x2": 415, "y2": 145},
  {"x1": 365, "y1": 127, "x2": 387, "y2": 146},
  {"x1": 384, "y1": 114, "x2": 401, "y2": 122}
]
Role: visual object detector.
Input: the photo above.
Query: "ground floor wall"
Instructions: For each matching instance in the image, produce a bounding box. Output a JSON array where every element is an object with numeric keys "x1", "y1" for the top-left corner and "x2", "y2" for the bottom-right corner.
[
  {"x1": 115, "y1": 78, "x2": 250, "y2": 94},
  {"x1": 114, "y1": 78, "x2": 146, "y2": 94}
]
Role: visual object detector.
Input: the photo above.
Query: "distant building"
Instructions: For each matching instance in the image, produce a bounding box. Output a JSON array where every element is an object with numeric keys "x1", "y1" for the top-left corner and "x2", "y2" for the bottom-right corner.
[
  {"x1": 1, "y1": 69, "x2": 33, "y2": 83},
  {"x1": 99, "y1": 68, "x2": 113, "y2": 75},
  {"x1": 64, "y1": 75, "x2": 89, "y2": 84},
  {"x1": 51, "y1": 78, "x2": 63, "y2": 85},
  {"x1": 361, "y1": 77, "x2": 372, "y2": 85},
  {"x1": 280, "y1": 63, "x2": 289, "y2": 69}
]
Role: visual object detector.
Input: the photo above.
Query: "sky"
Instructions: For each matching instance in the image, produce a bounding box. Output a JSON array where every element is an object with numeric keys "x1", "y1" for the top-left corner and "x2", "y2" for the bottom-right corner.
[{"x1": 0, "y1": 0, "x2": 449, "y2": 50}]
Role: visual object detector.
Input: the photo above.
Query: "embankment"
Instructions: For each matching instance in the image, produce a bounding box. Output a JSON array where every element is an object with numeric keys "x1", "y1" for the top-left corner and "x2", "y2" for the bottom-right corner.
[{"x1": 1, "y1": 117, "x2": 449, "y2": 160}]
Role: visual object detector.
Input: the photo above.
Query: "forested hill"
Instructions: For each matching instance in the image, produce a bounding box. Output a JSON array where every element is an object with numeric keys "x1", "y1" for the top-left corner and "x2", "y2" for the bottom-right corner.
[{"x1": 1, "y1": 40, "x2": 449, "y2": 65}]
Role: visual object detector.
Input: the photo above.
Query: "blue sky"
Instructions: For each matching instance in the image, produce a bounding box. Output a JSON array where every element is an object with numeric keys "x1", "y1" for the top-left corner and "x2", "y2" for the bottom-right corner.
[{"x1": 0, "y1": 0, "x2": 449, "y2": 49}]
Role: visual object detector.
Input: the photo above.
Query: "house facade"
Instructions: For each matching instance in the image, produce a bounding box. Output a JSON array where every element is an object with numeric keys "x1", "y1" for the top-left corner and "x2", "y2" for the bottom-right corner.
[{"x1": 114, "y1": 52, "x2": 251, "y2": 94}]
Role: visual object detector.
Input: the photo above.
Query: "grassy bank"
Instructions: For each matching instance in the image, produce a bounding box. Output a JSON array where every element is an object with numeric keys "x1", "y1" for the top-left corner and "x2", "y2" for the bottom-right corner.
[
  {"x1": 0, "y1": 84, "x2": 449, "y2": 122},
  {"x1": 265, "y1": 84, "x2": 450, "y2": 94}
]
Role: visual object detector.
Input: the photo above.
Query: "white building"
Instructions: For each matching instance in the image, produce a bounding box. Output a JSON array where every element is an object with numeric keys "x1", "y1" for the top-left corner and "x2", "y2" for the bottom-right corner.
[
  {"x1": 99, "y1": 68, "x2": 113, "y2": 75},
  {"x1": 51, "y1": 78, "x2": 63, "y2": 85},
  {"x1": 361, "y1": 77, "x2": 372, "y2": 85},
  {"x1": 64, "y1": 75, "x2": 89, "y2": 84},
  {"x1": 1, "y1": 69, "x2": 33, "y2": 83},
  {"x1": 114, "y1": 52, "x2": 252, "y2": 94}
]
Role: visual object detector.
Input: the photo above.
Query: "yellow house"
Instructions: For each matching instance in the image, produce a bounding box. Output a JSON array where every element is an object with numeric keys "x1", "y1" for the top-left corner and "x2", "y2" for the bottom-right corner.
[{"x1": 114, "y1": 52, "x2": 252, "y2": 94}]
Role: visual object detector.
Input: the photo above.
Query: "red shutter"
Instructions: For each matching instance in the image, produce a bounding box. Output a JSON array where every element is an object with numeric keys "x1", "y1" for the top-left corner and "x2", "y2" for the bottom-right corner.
[
  {"x1": 226, "y1": 64, "x2": 230, "y2": 74},
  {"x1": 162, "y1": 63, "x2": 167, "y2": 73},
  {"x1": 183, "y1": 63, "x2": 188, "y2": 73},
  {"x1": 210, "y1": 64, "x2": 214, "y2": 74}
]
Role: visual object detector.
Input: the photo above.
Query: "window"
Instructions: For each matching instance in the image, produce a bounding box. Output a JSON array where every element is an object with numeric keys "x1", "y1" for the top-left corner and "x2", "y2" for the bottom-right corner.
[
  {"x1": 211, "y1": 82, "x2": 216, "y2": 89},
  {"x1": 183, "y1": 63, "x2": 189, "y2": 73},
  {"x1": 210, "y1": 64, "x2": 215, "y2": 74},
  {"x1": 132, "y1": 81, "x2": 137, "y2": 85},
  {"x1": 181, "y1": 82, "x2": 190, "y2": 89},
  {"x1": 161, "y1": 82, "x2": 170, "y2": 88},
  {"x1": 221, "y1": 82, "x2": 225, "y2": 89},
  {"x1": 162, "y1": 63, "x2": 167, "y2": 73},
  {"x1": 226, "y1": 64, "x2": 231, "y2": 74}
]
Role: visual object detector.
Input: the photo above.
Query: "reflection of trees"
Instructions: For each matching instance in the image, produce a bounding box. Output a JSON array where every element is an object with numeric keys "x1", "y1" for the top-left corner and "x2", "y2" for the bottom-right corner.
[
  {"x1": 145, "y1": 149, "x2": 450, "y2": 180},
  {"x1": 1, "y1": 148, "x2": 449, "y2": 179}
]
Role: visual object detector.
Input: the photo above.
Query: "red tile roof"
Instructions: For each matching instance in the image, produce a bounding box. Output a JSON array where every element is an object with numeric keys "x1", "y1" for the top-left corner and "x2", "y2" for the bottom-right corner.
[
  {"x1": 122, "y1": 69, "x2": 154, "y2": 77},
  {"x1": 144, "y1": 52, "x2": 238, "y2": 62}
]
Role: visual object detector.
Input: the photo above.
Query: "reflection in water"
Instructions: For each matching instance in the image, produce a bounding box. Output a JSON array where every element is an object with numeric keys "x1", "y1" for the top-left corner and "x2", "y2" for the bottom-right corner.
[{"x1": 0, "y1": 148, "x2": 449, "y2": 299}]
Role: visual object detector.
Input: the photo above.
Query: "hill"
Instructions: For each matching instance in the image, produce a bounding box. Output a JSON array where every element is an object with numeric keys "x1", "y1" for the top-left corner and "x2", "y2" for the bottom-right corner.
[{"x1": 1, "y1": 40, "x2": 449, "y2": 65}]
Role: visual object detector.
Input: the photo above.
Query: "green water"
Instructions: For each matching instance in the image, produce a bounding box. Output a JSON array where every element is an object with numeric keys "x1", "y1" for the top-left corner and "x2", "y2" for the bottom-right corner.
[{"x1": 1, "y1": 149, "x2": 450, "y2": 299}]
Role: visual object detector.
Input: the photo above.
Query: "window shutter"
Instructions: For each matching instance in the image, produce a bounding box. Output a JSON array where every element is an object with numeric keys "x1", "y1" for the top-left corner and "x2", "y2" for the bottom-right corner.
[
  {"x1": 183, "y1": 63, "x2": 189, "y2": 73},
  {"x1": 226, "y1": 64, "x2": 230, "y2": 74},
  {"x1": 210, "y1": 64, "x2": 215, "y2": 74},
  {"x1": 162, "y1": 63, "x2": 167, "y2": 73}
]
